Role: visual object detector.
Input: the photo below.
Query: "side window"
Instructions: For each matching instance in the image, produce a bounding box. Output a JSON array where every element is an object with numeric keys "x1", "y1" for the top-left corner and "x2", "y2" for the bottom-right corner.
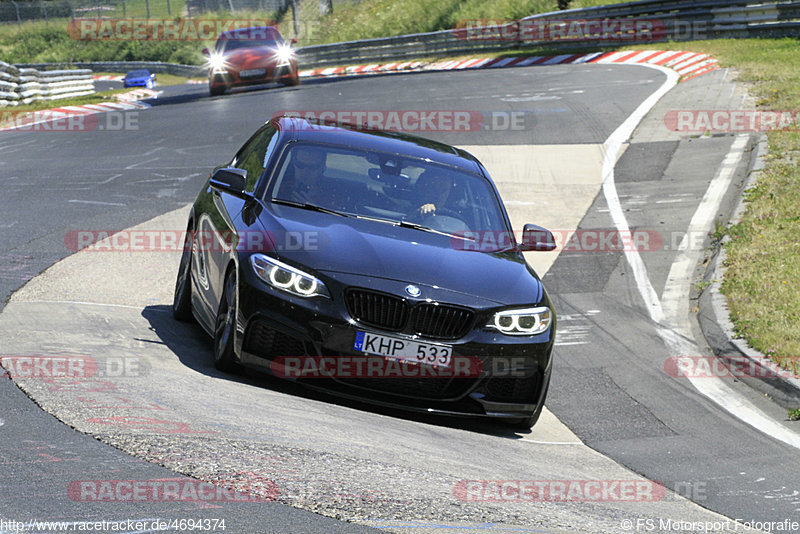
[
  {"x1": 263, "y1": 130, "x2": 279, "y2": 168},
  {"x1": 231, "y1": 125, "x2": 277, "y2": 193}
]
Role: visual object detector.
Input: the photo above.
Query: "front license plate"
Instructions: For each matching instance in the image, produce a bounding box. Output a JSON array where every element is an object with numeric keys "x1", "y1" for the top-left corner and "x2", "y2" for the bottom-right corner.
[
  {"x1": 239, "y1": 68, "x2": 266, "y2": 77},
  {"x1": 354, "y1": 331, "x2": 452, "y2": 367}
]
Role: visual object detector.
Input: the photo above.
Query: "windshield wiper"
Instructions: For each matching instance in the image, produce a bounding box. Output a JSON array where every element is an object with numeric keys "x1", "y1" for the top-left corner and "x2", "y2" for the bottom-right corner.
[
  {"x1": 271, "y1": 201, "x2": 476, "y2": 240},
  {"x1": 356, "y1": 215, "x2": 468, "y2": 240},
  {"x1": 271, "y1": 198, "x2": 350, "y2": 217},
  {"x1": 395, "y1": 219, "x2": 466, "y2": 239}
]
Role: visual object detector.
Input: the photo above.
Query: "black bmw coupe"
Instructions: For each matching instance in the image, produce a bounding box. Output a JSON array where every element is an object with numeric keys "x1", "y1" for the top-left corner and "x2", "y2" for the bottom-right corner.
[{"x1": 173, "y1": 116, "x2": 557, "y2": 428}]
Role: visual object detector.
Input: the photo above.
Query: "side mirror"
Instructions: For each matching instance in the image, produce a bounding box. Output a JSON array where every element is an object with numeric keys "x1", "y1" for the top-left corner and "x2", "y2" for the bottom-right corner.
[
  {"x1": 519, "y1": 223, "x2": 556, "y2": 252},
  {"x1": 210, "y1": 167, "x2": 248, "y2": 196},
  {"x1": 202, "y1": 47, "x2": 210, "y2": 57}
]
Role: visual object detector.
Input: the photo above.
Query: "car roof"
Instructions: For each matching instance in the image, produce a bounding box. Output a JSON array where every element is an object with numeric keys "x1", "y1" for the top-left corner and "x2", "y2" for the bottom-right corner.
[{"x1": 272, "y1": 116, "x2": 486, "y2": 176}]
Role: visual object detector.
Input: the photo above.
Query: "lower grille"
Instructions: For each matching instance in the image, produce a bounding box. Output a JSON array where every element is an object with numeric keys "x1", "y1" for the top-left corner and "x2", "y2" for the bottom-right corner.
[{"x1": 244, "y1": 320, "x2": 306, "y2": 360}]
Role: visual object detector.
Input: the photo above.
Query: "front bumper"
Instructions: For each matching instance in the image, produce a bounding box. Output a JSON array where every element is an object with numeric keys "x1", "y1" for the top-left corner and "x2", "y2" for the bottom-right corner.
[{"x1": 209, "y1": 62, "x2": 296, "y2": 89}]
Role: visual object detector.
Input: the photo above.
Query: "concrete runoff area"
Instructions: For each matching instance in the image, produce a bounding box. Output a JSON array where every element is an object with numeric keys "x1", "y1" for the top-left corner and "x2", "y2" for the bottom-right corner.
[{"x1": 463, "y1": 144, "x2": 605, "y2": 277}]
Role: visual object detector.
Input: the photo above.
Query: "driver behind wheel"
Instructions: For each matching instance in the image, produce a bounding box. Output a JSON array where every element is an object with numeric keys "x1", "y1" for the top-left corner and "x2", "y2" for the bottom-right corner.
[
  {"x1": 286, "y1": 146, "x2": 328, "y2": 204},
  {"x1": 407, "y1": 169, "x2": 455, "y2": 221}
]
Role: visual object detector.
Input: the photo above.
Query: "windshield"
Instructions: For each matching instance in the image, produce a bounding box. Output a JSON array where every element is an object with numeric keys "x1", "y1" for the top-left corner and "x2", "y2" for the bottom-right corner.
[
  {"x1": 126, "y1": 70, "x2": 150, "y2": 77},
  {"x1": 218, "y1": 39, "x2": 279, "y2": 51},
  {"x1": 266, "y1": 142, "x2": 510, "y2": 239}
]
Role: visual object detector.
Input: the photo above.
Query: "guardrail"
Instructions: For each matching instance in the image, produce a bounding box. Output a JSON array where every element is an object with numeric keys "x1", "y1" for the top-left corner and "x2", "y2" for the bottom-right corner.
[
  {"x1": 294, "y1": 0, "x2": 800, "y2": 67},
  {"x1": 8, "y1": 0, "x2": 800, "y2": 83},
  {"x1": 17, "y1": 61, "x2": 207, "y2": 79},
  {"x1": 0, "y1": 60, "x2": 95, "y2": 107}
]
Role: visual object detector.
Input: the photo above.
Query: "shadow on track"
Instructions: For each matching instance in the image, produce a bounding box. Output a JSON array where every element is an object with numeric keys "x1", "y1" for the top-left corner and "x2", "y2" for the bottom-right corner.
[{"x1": 142, "y1": 304, "x2": 531, "y2": 439}]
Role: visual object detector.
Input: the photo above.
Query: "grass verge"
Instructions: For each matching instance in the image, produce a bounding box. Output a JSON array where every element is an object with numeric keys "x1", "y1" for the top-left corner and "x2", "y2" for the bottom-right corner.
[
  {"x1": 280, "y1": 0, "x2": 622, "y2": 45},
  {"x1": 0, "y1": 8, "x2": 279, "y2": 64}
]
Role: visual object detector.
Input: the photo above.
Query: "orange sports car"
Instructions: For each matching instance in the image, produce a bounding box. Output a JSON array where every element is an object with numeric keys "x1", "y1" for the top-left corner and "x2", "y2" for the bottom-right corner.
[{"x1": 203, "y1": 26, "x2": 299, "y2": 96}]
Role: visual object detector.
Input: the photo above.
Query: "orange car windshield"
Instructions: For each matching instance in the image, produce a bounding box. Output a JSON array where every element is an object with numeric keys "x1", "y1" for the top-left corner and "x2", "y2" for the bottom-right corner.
[{"x1": 219, "y1": 39, "x2": 279, "y2": 52}]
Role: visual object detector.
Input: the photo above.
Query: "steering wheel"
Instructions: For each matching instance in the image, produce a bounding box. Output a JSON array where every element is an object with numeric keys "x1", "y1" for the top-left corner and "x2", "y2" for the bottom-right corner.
[
  {"x1": 430, "y1": 207, "x2": 463, "y2": 219},
  {"x1": 420, "y1": 209, "x2": 470, "y2": 233}
]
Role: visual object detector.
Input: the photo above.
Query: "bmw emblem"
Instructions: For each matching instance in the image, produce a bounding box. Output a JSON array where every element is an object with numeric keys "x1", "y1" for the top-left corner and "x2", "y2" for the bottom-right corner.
[{"x1": 405, "y1": 285, "x2": 421, "y2": 297}]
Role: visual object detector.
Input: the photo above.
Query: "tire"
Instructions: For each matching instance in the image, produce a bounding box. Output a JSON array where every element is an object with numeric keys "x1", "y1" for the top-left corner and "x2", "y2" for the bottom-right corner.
[
  {"x1": 281, "y1": 72, "x2": 300, "y2": 86},
  {"x1": 504, "y1": 408, "x2": 543, "y2": 431},
  {"x1": 172, "y1": 231, "x2": 194, "y2": 322},
  {"x1": 213, "y1": 268, "x2": 239, "y2": 372},
  {"x1": 209, "y1": 83, "x2": 227, "y2": 96}
]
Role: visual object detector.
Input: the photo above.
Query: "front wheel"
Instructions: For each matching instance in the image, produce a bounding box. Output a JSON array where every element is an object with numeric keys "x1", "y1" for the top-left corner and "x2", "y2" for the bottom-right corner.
[
  {"x1": 172, "y1": 231, "x2": 194, "y2": 322},
  {"x1": 281, "y1": 72, "x2": 300, "y2": 86},
  {"x1": 213, "y1": 269, "x2": 239, "y2": 372},
  {"x1": 209, "y1": 83, "x2": 227, "y2": 96},
  {"x1": 504, "y1": 411, "x2": 542, "y2": 431}
]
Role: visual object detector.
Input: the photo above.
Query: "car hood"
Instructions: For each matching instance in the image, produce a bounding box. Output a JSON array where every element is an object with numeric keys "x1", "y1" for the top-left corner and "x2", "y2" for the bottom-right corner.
[{"x1": 255, "y1": 205, "x2": 544, "y2": 306}]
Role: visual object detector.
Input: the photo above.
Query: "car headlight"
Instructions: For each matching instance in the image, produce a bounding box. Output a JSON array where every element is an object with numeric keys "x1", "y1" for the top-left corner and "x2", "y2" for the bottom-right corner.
[
  {"x1": 274, "y1": 44, "x2": 294, "y2": 66},
  {"x1": 207, "y1": 53, "x2": 228, "y2": 73},
  {"x1": 487, "y1": 306, "x2": 552, "y2": 335},
  {"x1": 250, "y1": 254, "x2": 329, "y2": 298}
]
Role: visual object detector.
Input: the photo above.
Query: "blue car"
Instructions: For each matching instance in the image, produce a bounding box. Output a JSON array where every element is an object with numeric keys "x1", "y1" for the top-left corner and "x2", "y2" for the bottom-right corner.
[{"x1": 123, "y1": 69, "x2": 156, "y2": 88}]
